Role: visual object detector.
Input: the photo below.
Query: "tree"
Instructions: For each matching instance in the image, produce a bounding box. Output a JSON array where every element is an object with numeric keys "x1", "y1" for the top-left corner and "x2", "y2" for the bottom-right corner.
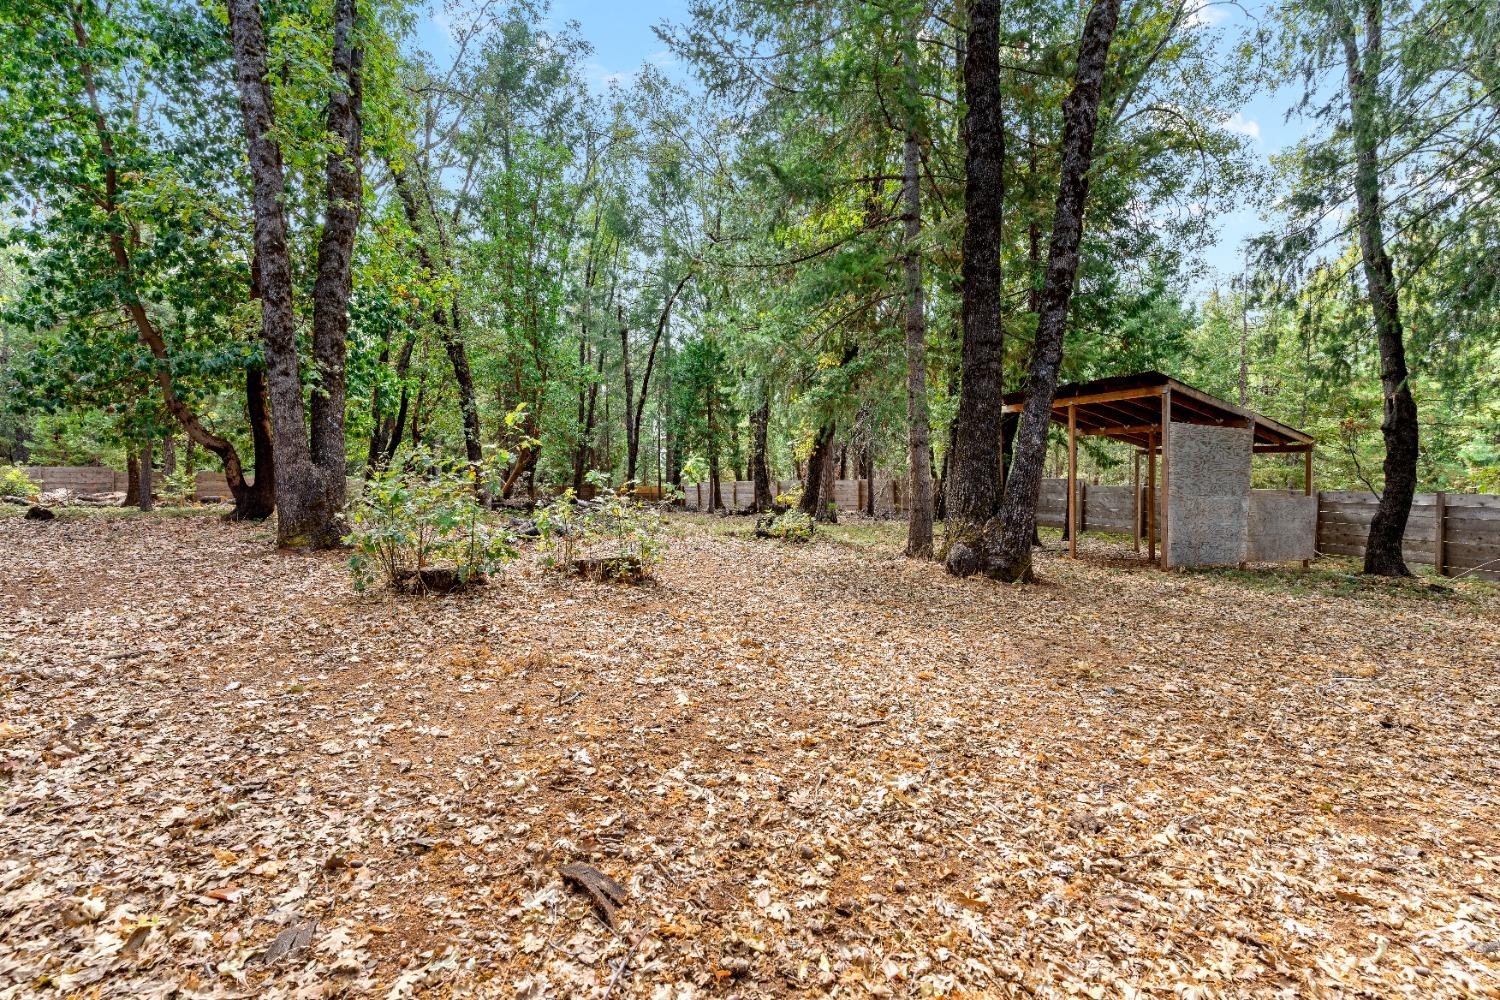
[
  {"x1": 228, "y1": 0, "x2": 363, "y2": 547},
  {"x1": 0, "y1": 0, "x2": 274, "y2": 519},
  {"x1": 944, "y1": 0, "x2": 1006, "y2": 562},
  {"x1": 1259, "y1": 0, "x2": 1496, "y2": 574},
  {"x1": 951, "y1": 0, "x2": 1124, "y2": 581},
  {"x1": 898, "y1": 9, "x2": 934, "y2": 557}
]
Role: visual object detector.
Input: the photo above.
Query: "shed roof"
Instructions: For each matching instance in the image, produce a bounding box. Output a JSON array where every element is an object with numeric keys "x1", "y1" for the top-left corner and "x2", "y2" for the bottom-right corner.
[{"x1": 1000, "y1": 371, "x2": 1314, "y2": 452}]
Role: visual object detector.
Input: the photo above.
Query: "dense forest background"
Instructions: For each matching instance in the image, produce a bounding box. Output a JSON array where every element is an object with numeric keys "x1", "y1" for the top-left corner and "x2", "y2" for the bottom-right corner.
[{"x1": 1, "y1": 0, "x2": 1496, "y2": 513}]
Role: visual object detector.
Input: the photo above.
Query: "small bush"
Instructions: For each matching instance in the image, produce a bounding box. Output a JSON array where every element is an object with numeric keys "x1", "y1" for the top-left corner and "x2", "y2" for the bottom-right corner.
[
  {"x1": 346, "y1": 459, "x2": 516, "y2": 594},
  {"x1": 757, "y1": 509, "x2": 815, "y2": 542},
  {"x1": 536, "y1": 472, "x2": 670, "y2": 581},
  {"x1": 773, "y1": 487, "x2": 802, "y2": 510},
  {"x1": 160, "y1": 467, "x2": 198, "y2": 505},
  {"x1": 0, "y1": 466, "x2": 39, "y2": 500}
]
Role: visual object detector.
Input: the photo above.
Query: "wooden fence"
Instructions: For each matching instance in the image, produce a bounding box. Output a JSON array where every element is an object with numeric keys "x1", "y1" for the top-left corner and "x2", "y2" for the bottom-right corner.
[
  {"x1": 682, "y1": 479, "x2": 892, "y2": 514},
  {"x1": 1316, "y1": 490, "x2": 1499, "y2": 580},
  {"x1": 683, "y1": 477, "x2": 1500, "y2": 579},
  {"x1": 22, "y1": 466, "x2": 246, "y2": 502}
]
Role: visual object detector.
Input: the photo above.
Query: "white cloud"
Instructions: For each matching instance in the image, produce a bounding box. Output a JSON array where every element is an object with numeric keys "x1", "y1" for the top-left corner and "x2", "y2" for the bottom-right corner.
[
  {"x1": 1223, "y1": 112, "x2": 1261, "y2": 140},
  {"x1": 1186, "y1": 0, "x2": 1229, "y2": 29}
]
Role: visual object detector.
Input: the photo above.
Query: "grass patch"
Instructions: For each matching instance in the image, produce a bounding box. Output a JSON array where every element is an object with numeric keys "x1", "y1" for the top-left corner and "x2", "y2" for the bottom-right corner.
[
  {"x1": 1186, "y1": 557, "x2": 1495, "y2": 605},
  {"x1": 0, "y1": 502, "x2": 228, "y2": 521}
]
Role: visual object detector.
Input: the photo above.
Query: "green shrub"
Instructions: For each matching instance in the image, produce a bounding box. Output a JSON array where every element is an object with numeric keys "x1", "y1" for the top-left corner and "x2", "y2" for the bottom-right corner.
[
  {"x1": 759, "y1": 509, "x2": 814, "y2": 542},
  {"x1": 346, "y1": 459, "x2": 516, "y2": 594},
  {"x1": 161, "y1": 467, "x2": 198, "y2": 505},
  {"x1": 773, "y1": 487, "x2": 802, "y2": 510},
  {"x1": 536, "y1": 472, "x2": 670, "y2": 581},
  {"x1": 0, "y1": 466, "x2": 39, "y2": 500}
]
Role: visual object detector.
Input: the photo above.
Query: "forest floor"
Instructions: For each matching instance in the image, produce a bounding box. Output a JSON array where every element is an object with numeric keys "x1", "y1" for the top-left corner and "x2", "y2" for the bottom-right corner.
[{"x1": 2, "y1": 509, "x2": 1499, "y2": 1000}]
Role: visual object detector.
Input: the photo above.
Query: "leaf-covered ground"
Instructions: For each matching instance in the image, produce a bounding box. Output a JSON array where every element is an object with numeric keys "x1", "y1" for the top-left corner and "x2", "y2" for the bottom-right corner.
[{"x1": 2, "y1": 511, "x2": 1498, "y2": 999}]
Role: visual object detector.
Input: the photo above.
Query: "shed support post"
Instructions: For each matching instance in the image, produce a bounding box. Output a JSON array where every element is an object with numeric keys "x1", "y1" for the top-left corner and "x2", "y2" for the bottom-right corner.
[
  {"x1": 1160, "y1": 388, "x2": 1171, "y2": 569},
  {"x1": 1146, "y1": 431, "x2": 1156, "y2": 563},
  {"x1": 1303, "y1": 447, "x2": 1314, "y2": 569},
  {"x1": 1240, "y1": 419, "x2": 1256, "y2": 570},
  {"x1": 1132, "y1": 450, "x2": 1141, "y2": 553},
  {"x1": 1067, "y1": 404, "x2": 1078, "y2": 559}
]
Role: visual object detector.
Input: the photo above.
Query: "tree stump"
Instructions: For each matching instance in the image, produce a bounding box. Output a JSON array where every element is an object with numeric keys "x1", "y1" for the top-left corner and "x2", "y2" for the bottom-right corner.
[
  {"x1": 390, "y1": 567, "x2": 484, "y2": 595},
  {"x1": 570, "y1": 555, "x2": 646, "y2": 583}
]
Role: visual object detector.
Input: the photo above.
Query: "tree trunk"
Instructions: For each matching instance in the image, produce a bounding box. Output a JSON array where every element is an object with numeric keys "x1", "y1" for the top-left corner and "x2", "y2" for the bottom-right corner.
[
  {"x1": 365, "y1": 331, "x2": 415, "y2": 477},
  {"x1": 235, "y1": 365, "x2": 277, "y2": 520},
  {"x1": 628, "y1": 272, "x2": 690, "y2": 484},
  {"x1": 963, "y1": 0, "x2": 1123, "y2": 582},
  {"x1": 161, "y1": 434, "x2": 176, "y2": 478},
  {"x1": 388, "y1": 166, "x2": 483, "y2": 477},
  {"x1": 71, "y1": 10, "x2": 257, "y2": 521},
  {"x1": 943, "y1": 0, "x2": 1006, "y2": 560},
  {"x1": 864, "y1": 445, "x2": 875, "y2": 517},
  {"x1": 620, "y1": 311, "x2": 635, "y2": 482},
  {"x1": 705, "y1": 376, "x2": 722, "y2": 511},
  {"x1": 228, "y1": 0, "x2": 359, "y2": 548},
  {"x1": 901, "y1": 34, "x2": 934, "y2": 557},
  {"x1": 1338, "y1": 3, "x2": 1417, "y2": 576},
  {"x1": 819, "y1": 434, "x2": 838, "y2": 524},
  {"x1": 125, "y1": 452, "x2": 140, "y2": 507},
  {"x1": 751, "y1": 384, "x2": 772, "y2": 512},
  {"x1": 799, "y1": 421, "x2": 837, "y2": 522},
  {"x1": 306, "y1": 0, "x2": 362, "y2": 516},
  {"x1": 138, "y1": 437, "x2": 154, "y2": 512}
]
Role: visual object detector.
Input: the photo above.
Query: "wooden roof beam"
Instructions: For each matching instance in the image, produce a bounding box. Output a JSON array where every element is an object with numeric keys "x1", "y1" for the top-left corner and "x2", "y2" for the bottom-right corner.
[
  {"x1": 1168, "y1": 379, "x2": 1313, "y2": 445},
  {"x1": 1001, "y1": 383, "x2": 1164, "y2": 414}
]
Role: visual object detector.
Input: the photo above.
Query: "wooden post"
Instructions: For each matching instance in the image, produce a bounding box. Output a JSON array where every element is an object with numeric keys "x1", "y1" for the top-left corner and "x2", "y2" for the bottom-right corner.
[
  {"x1": 1160, "y1": 388, "x2": 1171, "y2": 568},
  {"x1": 1146, "y1": 431, "x2": 1156, "y2": 562},
  {"x1": 1067, "y1": 404, "x2": 1078, "y2": 558},
  {"x1": 1240, "y1": 419, "x2": 1256, "y2": 569},
  {"x1": 1434, "y1": 490, "x2": 1447, "y2": 577},
  {"x1": 1133, "y1": 450, "x2": 1141, "y2": 552},
  {"x1": 1303, "y1": 447, "x2": 1314, "y2": 569}
]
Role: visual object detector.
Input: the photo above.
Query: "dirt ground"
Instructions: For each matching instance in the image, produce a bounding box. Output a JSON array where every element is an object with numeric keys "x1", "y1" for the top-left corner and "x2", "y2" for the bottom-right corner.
[{"x1": 2, "y1": 510, "x2": 1498, "y2": 999}]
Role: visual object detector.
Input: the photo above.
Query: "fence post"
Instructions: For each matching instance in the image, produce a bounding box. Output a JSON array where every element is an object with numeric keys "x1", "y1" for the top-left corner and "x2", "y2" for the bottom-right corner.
[{"x1": 1434, "y1": 491, "x2": 1447, "y2": 577}]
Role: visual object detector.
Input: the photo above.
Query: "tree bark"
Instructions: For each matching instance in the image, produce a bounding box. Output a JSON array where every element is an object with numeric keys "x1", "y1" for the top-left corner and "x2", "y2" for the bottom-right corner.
[
  {"x1": 943, "y1": 0, "x2": 1006, "y2": 558},
  {"x1": 819, "y1": 432, "x2": 838, "y2": 524},
  {"x1": 864, "y1": 443, "x2": 876, "y2": 517},
  {"x1": 901, "y1": 30, "x2": 934, "y2": 557},
  {"x1": 138, "y1": 437, "x2": 154, "y2": 512},
  {"x1": 236, "y1": 365, "x2": 277, "y2": 520},
  {"x1": 306, "y1": 0, "x2": 363, "y2": 513},
  {"x1": 706, "y1": 378, "x2": 722, "y2": 512},
  {"x1": 799, "y1": 421, "x2": 837, "y2": 522},
  {"x1": 229, "y1": 0, "x2": 361, "y2": 547},
  {"x1": 963, "y1": 0, "x2": 1123, "y2": 582},
  {"x1": 1337, "y1": 2, "x2": 1417, "y2": 576},
  {"x1": 751, "y1": 383, "x2": 773, "y2": 512},
  {"x1": 125, "y1": 452, "x2": 140, "y2": 507}
]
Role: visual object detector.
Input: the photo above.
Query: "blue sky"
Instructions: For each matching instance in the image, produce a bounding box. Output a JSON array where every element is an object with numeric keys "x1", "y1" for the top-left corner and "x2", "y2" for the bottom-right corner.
[{"x1": 417, "y1": 0, "x2": 1319, "y2": 298}]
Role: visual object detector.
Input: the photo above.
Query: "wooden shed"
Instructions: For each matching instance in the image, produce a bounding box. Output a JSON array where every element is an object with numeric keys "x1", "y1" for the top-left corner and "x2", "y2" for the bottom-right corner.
[{"x1": 1001, "y1": 372, "x2": 1317, "y2": 568}]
